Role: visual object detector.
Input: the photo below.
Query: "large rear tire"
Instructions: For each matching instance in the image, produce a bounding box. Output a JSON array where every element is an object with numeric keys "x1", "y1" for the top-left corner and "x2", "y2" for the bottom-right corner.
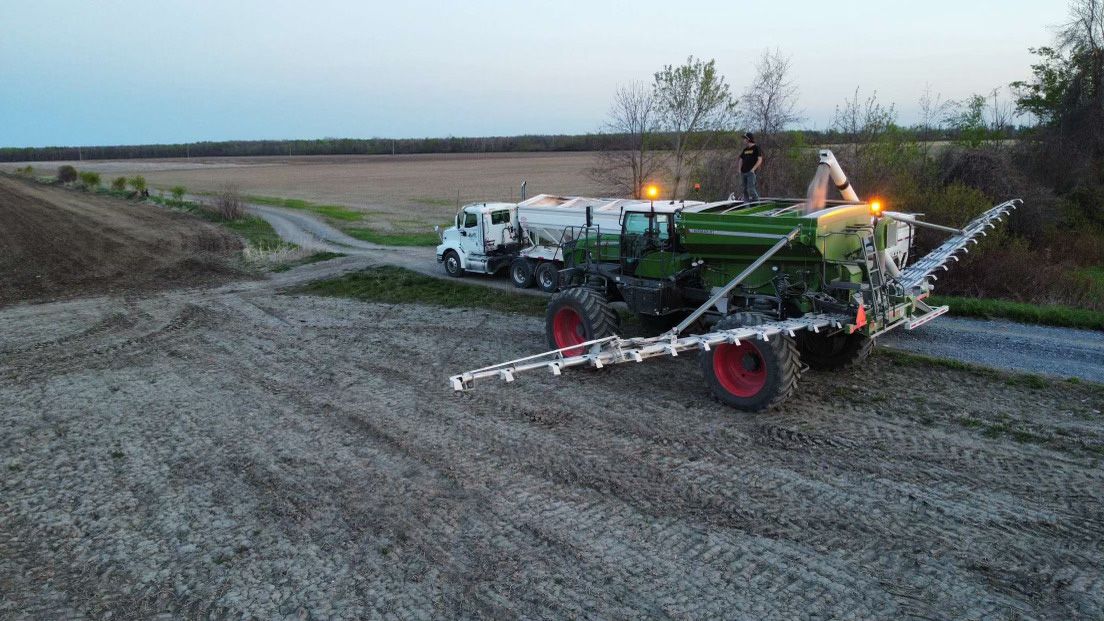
[
  {"x1": 700, "y1": 312, "x2": 802, "y2": 412},
  {"x1": 510, "y1": 258, "x2": 534, "y2": 288},
  {"x1": 534, "y1": 261, "x2": 561, "y2": 293},
  {"x1": 545, "y1": 287, "x2": 619, "y2": 356},
  {"x1": 443, "y1": 251, "x2": 464, "y2": 278},
  {"x1": 796, "y1": 331, "x2": 873, "y2": 371}
]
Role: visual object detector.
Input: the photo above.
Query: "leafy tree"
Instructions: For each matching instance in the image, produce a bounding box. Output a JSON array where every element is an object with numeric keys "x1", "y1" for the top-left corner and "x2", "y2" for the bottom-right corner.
[
  {"x1": 128, "y1": 175, "x2": 147, "y2": 193},
  {"x1": 111, "y1": 176, "x2": 127, "y2": 191},
  {"x1": 654, "y1": 56, "x2": 737, "y2": 198},
  {"x1": 1012, "y1": 47, "x2": 1075, "y2": 124},
  {"x1": 950, "y1": 94, "x2": 990, "y2": 148},
  {"x1": 57, "y1": 165, "x2": 77, "y2": 183}
]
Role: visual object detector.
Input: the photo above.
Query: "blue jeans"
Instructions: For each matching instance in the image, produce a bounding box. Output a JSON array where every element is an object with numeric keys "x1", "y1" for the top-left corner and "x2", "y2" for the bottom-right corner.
[{"x1": 742, "y1": 172, "x2": 760, "y2": 201}]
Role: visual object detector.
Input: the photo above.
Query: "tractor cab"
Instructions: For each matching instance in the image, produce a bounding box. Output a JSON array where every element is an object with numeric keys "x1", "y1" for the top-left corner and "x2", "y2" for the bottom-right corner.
[{"x1": 618, "y1": 209, "x2": 686, "y2": 278}]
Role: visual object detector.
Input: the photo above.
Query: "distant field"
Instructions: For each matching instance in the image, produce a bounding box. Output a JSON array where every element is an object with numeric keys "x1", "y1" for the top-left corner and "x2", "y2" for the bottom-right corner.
[{"x1": 0, "y1": 152, "x2": 608, "y2": 230}]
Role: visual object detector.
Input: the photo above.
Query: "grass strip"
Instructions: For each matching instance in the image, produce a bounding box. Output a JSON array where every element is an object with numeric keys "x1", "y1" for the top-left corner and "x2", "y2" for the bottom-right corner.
[
  {"x1": 149, "y1": 195, "x2": 290, "y2": 250},
  {"x1": 928, "y1": 295, "x2": 1104, "y2": 331},
  {"x1": 345, "y1": 227, "x2": 440, "y2": 246},
  {"x1": 272, "y1": 251, "x2": 345, "y2": 273},
  {"x1": 243, "y1": 195, "x2": 363, "y2": 221},
  {"x1": 299, "y1": 266, "x2": 546, "y2": 316}
]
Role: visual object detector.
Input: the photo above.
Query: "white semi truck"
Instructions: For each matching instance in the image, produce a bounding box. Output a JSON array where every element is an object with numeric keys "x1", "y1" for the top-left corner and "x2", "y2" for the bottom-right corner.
[{"x1": 436, "y1": 193, "x2": 707, "y2": 292}]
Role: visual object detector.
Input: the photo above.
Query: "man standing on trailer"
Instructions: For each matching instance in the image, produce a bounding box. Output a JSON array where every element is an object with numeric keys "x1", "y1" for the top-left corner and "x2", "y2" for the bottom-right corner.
[{"x1": 740, "y1": 132, "x2": 763, "y2": 202}]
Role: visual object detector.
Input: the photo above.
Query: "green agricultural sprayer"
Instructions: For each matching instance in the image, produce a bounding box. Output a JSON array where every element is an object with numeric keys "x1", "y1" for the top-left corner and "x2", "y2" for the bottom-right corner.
[{"x1": 450, "y1": 150, "x2": 1018, "y2": 410}]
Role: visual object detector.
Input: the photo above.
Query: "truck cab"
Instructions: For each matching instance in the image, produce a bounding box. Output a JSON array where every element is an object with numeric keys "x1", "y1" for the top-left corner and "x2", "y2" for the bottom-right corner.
[{"x1": 436, "y1": 202, "x2": 520, "y2": 276}]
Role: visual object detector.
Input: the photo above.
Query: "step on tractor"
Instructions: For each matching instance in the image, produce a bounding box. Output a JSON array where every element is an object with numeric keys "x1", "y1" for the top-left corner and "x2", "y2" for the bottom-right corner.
[{"x1": 449, "y1": 150, "x2": 1018, "y2": 411}]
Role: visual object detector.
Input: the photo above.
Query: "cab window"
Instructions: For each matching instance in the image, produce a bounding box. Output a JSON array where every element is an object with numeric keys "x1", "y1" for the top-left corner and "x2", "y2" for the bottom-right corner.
[
  {"x1": 623, "y1": 212, "x2": 669, "y2": 240},
  {"x1": 490, "y1": 210, "x2": 511, "y2": 225},
  {"x1": 463, "y1": 211, "x2": 478, "y2": 228}
]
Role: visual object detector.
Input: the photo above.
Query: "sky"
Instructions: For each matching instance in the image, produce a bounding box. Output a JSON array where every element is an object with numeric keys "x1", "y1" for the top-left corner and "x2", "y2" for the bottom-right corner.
[{"x1": 0, "y1": 0, "x2": 1072, "y2": 148}]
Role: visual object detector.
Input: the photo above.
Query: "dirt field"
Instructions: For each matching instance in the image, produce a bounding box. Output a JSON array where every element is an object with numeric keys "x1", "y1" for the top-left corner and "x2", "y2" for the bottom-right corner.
[
  {"x1": 0, "y1": 153, "x2": 608, "y2": 228},
  {"x1": 0, "y1": 175, "x2": 245, "y2": 307},
  {"x1": 1, "y1": 256, "x2": 1102, "y2": 619}
]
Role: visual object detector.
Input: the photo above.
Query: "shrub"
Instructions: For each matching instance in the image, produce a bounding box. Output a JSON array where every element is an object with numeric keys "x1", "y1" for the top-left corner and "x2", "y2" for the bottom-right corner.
[
  {"x1": 128, "y1": 176, "x2": 147, "y2": 193},
  {"x1": 57, "y1": 165, "x2": 78, "y2": 183},
  {"x1": 111, "y1": 176, "x2": 127, "y2": 191},
  {"x1": 211, "y1": 186, "x2": 244, "y2": 220},
  {"x1": 16, "y1": 165, "x2": 33, "y2": 176},
  {"x1": 78, "y1": 171, "x2": 101, "y2": 189},
  {"x1": 170, "y1": 185, "x2": 186, "y2": 202}
]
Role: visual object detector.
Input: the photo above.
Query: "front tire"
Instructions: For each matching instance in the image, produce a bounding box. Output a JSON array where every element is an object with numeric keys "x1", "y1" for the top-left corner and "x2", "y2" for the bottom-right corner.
[
  {"x1": 534, "y1": 261, "x2": 561, "y2": 293},
  {"x1": 796, "y1": 331, "x2": 873, "y2": 371},
  {"x1": 510, "y1": 258, "x2": 534, "y2": 288},
  {"x1": 545, "y1": 287, "x2": 619, "y2": 356},
  {"x1": 699, "y1": 313, "x2": 802, "y2": 412},
  {"x1": 443, "y1": 251, "x2": 464, "y2": 278}
]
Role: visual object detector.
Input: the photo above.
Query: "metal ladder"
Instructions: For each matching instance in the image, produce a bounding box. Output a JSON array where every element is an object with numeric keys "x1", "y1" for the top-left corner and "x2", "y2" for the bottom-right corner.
[{"x1": 861, "y1": 234, "x2": 889, "y2": 322}]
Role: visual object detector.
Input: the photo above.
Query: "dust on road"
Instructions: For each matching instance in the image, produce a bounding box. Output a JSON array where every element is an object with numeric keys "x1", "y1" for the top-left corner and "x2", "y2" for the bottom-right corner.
[{"x1": 1, "y1": 273, "x2": 1101, "y2": 619}]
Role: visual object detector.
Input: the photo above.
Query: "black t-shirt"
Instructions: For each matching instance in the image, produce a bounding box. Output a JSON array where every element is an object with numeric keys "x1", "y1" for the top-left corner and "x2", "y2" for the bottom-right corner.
[{"x1": 739, "y1": 144, "x2": 762, "y2": 173}]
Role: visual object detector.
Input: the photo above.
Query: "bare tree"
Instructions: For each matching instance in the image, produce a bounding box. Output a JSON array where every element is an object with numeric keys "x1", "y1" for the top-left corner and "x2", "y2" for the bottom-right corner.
[
  {"x1": 740, "y1": 48, "x2": 802, "y2": 136},
  {"x1": 1058, "y1": 0, "x2": 1104, "y2": 53},
  {"x1": 654, "y1": 56, "x2": 738, "y2": 198},
  {"x1": 832, "y1": 87, "x2": 897, "y2": 141},
  {"x1": 917, "y1": 83, "x2": 953, "y2": 137},
  {"x1": 988, "y1": 87, "x2": 1016, "y2": 135},
  {"x1": 589, "y1": 82, "x2": 663, "y2": 198}
]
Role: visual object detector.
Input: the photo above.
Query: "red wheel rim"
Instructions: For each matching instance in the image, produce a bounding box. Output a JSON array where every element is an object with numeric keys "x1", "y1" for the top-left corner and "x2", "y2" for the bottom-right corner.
[
  {"x1": 712, "y1": 342, "x2": 767, "y2": 397},
  {"x1": 552, "y1": 307, "x2": 586, "y2": 356}
]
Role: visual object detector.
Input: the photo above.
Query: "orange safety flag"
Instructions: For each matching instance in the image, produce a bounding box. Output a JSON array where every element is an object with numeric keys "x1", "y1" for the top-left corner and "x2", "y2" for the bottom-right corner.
[{"x1": 851, "y1": 304, "x2": 867, "y2": 334}]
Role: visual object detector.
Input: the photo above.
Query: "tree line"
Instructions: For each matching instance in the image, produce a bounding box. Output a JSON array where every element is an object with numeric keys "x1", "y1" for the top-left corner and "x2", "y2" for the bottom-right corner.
[{"x1": 0, "y1": 127, "x2": 1025, "y2": 165}]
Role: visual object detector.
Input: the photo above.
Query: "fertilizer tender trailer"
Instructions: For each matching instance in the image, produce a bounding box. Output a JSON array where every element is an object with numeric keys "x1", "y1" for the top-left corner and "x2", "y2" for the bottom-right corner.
[
  {"x1": 436, "y1": 193, "x2": 707, "y2": 292},
  {"x1": 450, "y1": 150, "x2": 1018, "y2": 411}
]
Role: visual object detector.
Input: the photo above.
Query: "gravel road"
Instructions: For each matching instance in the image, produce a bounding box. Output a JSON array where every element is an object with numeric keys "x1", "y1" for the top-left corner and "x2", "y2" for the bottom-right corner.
[
  {"x1": 2, "y1": 262, "x2": 1102, "y2": 619},
  {"x1": 881, "y1": 316, "x2": 1104, "y2": 383},
  {"x1": 244, "y1": 202, "x2": 1104, "y2": 382}
]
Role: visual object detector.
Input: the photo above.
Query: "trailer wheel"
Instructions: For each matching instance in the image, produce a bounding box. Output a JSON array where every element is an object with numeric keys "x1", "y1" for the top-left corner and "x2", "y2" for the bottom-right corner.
[
  {"x1": 534, "y1": 262, "x2": 561, "y2": 293},
  {"x1": 510, "y1": 258, "x2": 534, "y2": 288},
  {"x1": 545, "y1": 287, "x2": 619, "y2": 356},
  {"x1": 700, "y1": 313, "x2": 802, "y2": 412},
  {"x1": 443, "y1": 251, "x2": 464, "y2": 278},
  {"x1": 796, "y1": 331, "x2": 873, "y2": 371}
]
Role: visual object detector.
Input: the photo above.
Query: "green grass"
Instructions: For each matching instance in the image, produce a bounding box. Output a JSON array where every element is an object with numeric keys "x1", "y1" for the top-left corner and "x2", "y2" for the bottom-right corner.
[
  {"x1": 345, "y1": 227, "x2": 440, "y2": 246},
  {"x1": 243, "y1": 194, "x2": 363, "y2": 221},
  {"x1": 927, "y1": 295, "x2": 1104, "y2": 331},
  {"x1": 1081, "y1": 266, "x2": 1104, "y2": 302},
  {"x1": 222, "y1": 216, "x2": 291, "y2": 250},
  {"x1": 299, "y1": 266, "x2": 547, "y2": 315},
  {"x1": 271, "y1": 251, "x2": 345, "y2": 273},
  {"x1": 149, "y1": 195, "x2": 290, "y2": 250}
]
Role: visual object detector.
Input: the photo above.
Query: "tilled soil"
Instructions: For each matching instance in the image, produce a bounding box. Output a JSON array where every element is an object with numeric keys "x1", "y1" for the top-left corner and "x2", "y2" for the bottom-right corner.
[
  {"x1": 0, "y1": 175, "x2": 245, "y2": 307},
  {"x1": 2, "y1": 152, "x2": 613, "y2": 228},
  {"x1": 1, "y1": 277, "x2": 1102, "y2": 619}
]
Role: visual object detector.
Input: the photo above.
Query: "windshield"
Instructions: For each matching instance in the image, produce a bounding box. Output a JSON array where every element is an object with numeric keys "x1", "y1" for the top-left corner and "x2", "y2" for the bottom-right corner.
[{"x1": 623, "y1": 212, "x2": 670, "y2": 240}]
